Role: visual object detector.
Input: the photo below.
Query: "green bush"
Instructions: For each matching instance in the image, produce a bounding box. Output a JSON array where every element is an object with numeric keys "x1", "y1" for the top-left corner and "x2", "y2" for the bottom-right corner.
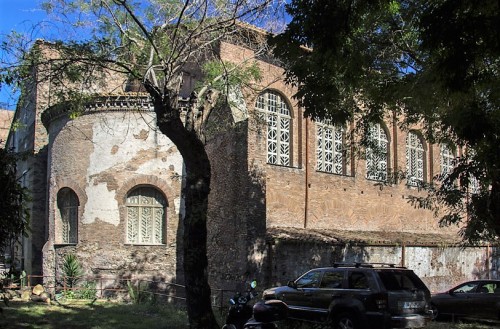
[{"x1": 61, "y1": 254, "x2": 83, "y2": 288}]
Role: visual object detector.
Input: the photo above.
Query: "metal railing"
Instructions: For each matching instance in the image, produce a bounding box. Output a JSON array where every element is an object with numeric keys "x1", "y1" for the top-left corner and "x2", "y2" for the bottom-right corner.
[{"x1": 21, "y1": 274, "x2": 239, "y2": 314}]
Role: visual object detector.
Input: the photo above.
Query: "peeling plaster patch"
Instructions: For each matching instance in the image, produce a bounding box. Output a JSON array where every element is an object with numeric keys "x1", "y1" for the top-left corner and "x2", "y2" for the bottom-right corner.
[
  {"x1": 82, "y1": 183, "x2": 120, "y2": 225},
  {"x1": 136, "y1": 156, "x2": 183, "y2": 178},
  {"x1": 111, "y1": 145, "x2": 119, "y2": 155},
  {"x1": 134, "y1": 129, "x2": 149, "y2": 140}
]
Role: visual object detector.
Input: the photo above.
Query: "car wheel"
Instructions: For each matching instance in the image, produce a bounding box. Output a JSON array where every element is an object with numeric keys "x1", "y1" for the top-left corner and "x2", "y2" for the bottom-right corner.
[
  {"x1": 430, "y1": 303, "x2": 440, "y2": 321},
  {"x1": 333, "y1": 312, "x2": 357, "y2": 329}
]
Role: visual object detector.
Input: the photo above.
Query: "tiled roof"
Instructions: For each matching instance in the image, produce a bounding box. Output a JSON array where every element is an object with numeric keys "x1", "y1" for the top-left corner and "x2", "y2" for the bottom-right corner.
[{"x1": 266, "y1": 226, "x2": 465, "y2": 246}]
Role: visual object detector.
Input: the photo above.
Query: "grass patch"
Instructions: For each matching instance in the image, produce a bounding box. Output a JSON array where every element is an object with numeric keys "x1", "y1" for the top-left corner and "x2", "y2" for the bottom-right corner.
[
  {"x1": 0, "y1": 300, "x2": 189, "y2": 329},
  {"x1": 1, "y1": 300, "x2": 498, "y2": 329}
]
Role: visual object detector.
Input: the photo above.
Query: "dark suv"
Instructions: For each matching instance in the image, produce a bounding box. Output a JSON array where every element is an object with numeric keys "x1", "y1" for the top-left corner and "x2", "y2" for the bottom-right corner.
[{"x1": 262, "y1": 263, "x2": 432, "y2": 329}]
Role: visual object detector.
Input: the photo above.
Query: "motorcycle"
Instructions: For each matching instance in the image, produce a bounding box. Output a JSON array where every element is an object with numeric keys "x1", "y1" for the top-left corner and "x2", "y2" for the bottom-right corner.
[{"x1": 222, "y1": 280, "x2": 288, "y2": 329}]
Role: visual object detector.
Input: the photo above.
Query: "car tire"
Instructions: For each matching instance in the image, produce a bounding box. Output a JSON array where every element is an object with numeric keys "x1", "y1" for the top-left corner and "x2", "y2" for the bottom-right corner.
[
  {"x1": 430, "y1": 303, "x2": 440, "y2": 321},
  {"x1": 332, "y1": 312, "x2": 358, "y2": 329}
]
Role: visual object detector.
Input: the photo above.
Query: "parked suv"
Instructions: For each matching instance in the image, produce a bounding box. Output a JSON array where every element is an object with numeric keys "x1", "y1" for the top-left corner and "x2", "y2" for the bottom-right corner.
[{"x1": 262, "y1": 263, "x2": 432, "y2": 329}]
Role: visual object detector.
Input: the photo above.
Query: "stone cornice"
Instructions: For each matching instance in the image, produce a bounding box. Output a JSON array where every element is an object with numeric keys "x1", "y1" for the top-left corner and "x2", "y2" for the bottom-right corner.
[{"x1": 41, "y1": 93, "x2": 154, "y2": 129}]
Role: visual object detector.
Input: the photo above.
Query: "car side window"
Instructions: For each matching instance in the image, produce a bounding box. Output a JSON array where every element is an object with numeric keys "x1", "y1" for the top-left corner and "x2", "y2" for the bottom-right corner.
[
  {"x1": 296, "y1": 270, "x2": 322, "y2": 288},
  {"x1": 348, "y1": 271, "x2": 369, "y2": 289},
  {"x1": 320, "y1": 271, "x2": 343, "y2": 289},
  {"x1": 453, "y1": 282, "x2": 478, "y2": 293}
]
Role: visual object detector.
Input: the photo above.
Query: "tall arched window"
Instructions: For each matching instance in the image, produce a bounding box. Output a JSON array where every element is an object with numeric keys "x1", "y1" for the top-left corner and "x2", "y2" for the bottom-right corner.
[
  {"x1": 317, "y1": 121, "x2": 347, "y2": 175},
  {"x1": 440, "y1": 144, "x2": 455, "y2": 176},
  {"x1": 255, "y1": 91, "x2": 291, "y2": 166},
  {"x1": 406, "y1": 131, "x2": 425, "y2": 186},
  {"x1": 126, "y1": 186, "x2": 166, "y2": 244},
  {"x1": 366, "y1": 123, "x2": 388, "y2": 181},
  {"x1": 57, "y1": 188, "x2": 79, "y2": 244}
]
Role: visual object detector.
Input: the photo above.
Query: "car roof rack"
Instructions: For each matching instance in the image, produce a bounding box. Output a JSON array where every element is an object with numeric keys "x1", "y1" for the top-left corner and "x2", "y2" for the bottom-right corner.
[{"x1": 332, "y1": 262, "x2": 406, "y2": 269}]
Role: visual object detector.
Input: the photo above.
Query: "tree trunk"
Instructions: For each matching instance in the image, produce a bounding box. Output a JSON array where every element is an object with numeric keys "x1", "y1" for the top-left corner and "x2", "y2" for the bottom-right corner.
[{"x1": 154, "y1": 99, "x2": 219, "y2": 329}]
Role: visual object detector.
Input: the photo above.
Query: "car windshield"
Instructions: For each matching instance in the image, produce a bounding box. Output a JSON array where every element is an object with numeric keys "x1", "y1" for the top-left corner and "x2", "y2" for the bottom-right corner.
[{"x1": 376, "y1": 270, "x2": 426, "y2": 291}]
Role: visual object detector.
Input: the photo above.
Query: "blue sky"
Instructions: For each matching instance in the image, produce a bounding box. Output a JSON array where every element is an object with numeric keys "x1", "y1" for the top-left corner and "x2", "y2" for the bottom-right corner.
[{"x1": 0, "y1": 0, "x2": 48, "y2": 110}]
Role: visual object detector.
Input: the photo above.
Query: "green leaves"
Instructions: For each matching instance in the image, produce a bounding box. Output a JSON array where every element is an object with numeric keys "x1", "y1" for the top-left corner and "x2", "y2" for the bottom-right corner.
[
  {"x1": 274, "y1": 0, "x2": 500, "y2": 242},
  {"x1": 0, "y1": 148, "x2": 31, "y2": 251}
]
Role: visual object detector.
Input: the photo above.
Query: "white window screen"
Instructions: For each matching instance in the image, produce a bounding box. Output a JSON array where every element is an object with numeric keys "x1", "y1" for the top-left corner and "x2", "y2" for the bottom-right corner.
[
  {"x1": 366, "y1": 123, "x2": 388, "y2": 181},
  {"x1": 317, "y1": 122, "x2": 345, "y2": 174},
  {"x1": 256, "y1": 91, "x2": 291, "y2": 166},
  {"x1": 126, "y1": 187, "x2": 166, "y2": 244},
  {"x1": 406, "y1": 132, "x2": 424, "y2": 186},
  {"x1": 440, "y1": 144, "x2": 454, "y2": 176}
]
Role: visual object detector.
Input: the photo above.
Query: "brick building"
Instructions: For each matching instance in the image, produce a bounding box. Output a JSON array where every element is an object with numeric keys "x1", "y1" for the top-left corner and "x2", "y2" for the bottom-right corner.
[{"x1": 6, "y1": 32, "x2": 499, "y2": 295}]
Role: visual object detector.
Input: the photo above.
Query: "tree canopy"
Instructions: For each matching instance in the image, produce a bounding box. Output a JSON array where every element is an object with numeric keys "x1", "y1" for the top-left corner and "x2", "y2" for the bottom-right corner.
[
  {"x1": 271, "y1": 0, "x2": 500, "y2": 243},
  {"x1": 0, "y1": 147, "x2": 30, "y2": 256},
  {"x1": 1, "y1": 1, "x2": 286, "y2": 328}
]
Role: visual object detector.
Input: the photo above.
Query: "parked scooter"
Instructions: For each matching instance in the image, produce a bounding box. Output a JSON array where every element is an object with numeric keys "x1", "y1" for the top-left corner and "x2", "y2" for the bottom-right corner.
[
  {"x1": 222, "y1": 280, "x2": 288, "y2": 329},
  {"x1": 243, "y1": 299, "x2": 288, "y2": 329},
  {"x1": 222, "y1": 280, "x2": 259, "y2": 329}
]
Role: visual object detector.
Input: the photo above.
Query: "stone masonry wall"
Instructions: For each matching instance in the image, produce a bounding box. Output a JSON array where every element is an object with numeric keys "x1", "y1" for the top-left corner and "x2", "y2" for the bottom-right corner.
[{"x1": 42, "y1": 107, "x2": 184, "y2": 284}]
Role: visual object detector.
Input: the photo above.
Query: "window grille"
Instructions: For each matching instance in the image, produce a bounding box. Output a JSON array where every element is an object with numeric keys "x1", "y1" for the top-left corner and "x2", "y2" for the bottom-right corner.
[
  {"x1": 440, "y1": 144, "x2": 454, "y2": 176},
  {"x1": 366, "y1": 123, "x2": 388, "y2": 181},
  {"x1": 58, "y1": 188, "x2": 79, "y2": 244},
  {"x1": 406, "y1": 132, "x2": 424, "y2": 186},
  {"x1": 126, "y1": 187, "x2": 166, "y2": 244},
  {"x1": 317, "y1": 121, "x2": 345, "y2": 174},
  {"x1": 256, "y1": 91, "x2": 291, "y2": 166}
]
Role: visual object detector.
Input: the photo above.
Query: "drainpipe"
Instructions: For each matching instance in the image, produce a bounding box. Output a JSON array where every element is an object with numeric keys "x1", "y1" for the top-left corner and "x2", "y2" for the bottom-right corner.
[
  {"x1": 304, "y1": 118, "x2": 309, "y2": 229},
  {"x1": 401, "y1": 243, "x2": 406, "y2": 267}
]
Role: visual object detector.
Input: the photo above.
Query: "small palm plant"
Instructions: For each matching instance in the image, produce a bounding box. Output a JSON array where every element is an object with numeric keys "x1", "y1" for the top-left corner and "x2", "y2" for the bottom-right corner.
[{"x1": 62, "y1": 254, "x2": 83, "y2": 289}]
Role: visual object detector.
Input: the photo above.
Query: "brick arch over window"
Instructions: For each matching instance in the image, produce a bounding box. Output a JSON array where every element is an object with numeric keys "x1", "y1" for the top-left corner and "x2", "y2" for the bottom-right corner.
[
  {"x1": 255, "y1": 89, "x2": 293, "y2": 166},
  {"x1": 406, "y1": 130, "x2": 426, "y2": 186},
  {"x1": 125, "y1": 186, "x2": 166, "y2": 244},
  {"x1": 57, "y1": 187, "x2": 79, "y2": 244},
  {"x1": 117, "y1": 175, "x2": 172, "y2": 245},
  {"x1": 53, "y1": 179, "x2": 86, "y2": 245}
]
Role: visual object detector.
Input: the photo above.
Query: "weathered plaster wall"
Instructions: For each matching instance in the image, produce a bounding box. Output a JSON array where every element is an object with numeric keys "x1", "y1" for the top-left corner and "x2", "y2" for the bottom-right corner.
[
  {"x1": 267, "y1": 241, "x2": 500, "y2": 293},
  {"x1": 42, "y1": 106, "x2": 184, "y2": 283}
]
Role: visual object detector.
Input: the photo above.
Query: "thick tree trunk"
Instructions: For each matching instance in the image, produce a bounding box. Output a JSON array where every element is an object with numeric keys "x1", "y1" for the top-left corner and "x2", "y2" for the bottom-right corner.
[{"x1": 153, "y1": 99, "x2": 219, "y2": 329}]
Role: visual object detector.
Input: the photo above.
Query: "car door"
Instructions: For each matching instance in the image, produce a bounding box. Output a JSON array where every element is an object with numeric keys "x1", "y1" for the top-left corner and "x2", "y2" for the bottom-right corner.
[
  {"x1": 464, "y1": 281, "x2": 500, "y2": 320},
  {"x1": 284, "y1": 269, "x2": 323, "y2": 320},
  {"x1": 444, "y1": 282, "x2": 480, "y2": 317},
  {"x1": 308, "y1": 269, "x2": 345, "y2": 322}
]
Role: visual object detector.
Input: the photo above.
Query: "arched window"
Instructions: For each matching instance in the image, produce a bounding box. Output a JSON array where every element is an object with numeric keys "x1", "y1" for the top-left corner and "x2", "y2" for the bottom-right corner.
[
  {"x1": 406, "y1": 131, "x2": 425, "y2": 186},
  {"x1": 255, "y1": 91, "x2": 291, "y2": 166},
  {"x1": 440, "y1": 144, "x2": 455, "y2": 176},
  {"x1": 126, "y1": 186, "x2": 166, "y2": 244},
  {"x1": 57, "y1": 188, "x2": 79, "y2": 244},
  {"x1": 317, "y1": 121, "x2": 348, "y2": 175},
  {"x1": 366, "y1": 123, "x2": 388, "y2": 181}
]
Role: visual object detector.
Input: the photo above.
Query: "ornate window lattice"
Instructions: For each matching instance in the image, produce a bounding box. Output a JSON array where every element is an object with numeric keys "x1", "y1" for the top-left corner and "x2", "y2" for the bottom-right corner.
[
  {"x1": 316, "y1": 121, "x2": 346, "y2": 175},
  {"x1": 126, "y1": 187, "x2": 166, "y2": 244},
  {"x1": 366, "y1": 123, "x2": 388, "y2": 181},
  {"x1": 440, "y1": 144, "x2": 455, "y2": 176},
  {"x1": 57, "y1": 188, "x2": 79, "y2": 244},
  {"x1": 406, "y1": 131, "x2": 425, "y2": 186},
  {"x1": 255, "y1": 91, "x2": 291, "y2": 166}
]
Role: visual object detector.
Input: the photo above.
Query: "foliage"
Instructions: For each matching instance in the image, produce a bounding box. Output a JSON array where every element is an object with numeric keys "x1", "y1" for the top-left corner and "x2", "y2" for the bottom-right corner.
[
  {"x1": 271, "y1": 0, "x2": 500, "y2": 243},
  {"x1": 61, "y1": 254, "x2": 83, "y2": 288},
  {"x1": 126, "y1": 280, "x2": 157, "y2": 305},
  {"x1": 0, "y1": 148, "x2": 30, "y2": 252},
  {"x1": 1, "y1": 1, "x2": 288, "y2": 327}
]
